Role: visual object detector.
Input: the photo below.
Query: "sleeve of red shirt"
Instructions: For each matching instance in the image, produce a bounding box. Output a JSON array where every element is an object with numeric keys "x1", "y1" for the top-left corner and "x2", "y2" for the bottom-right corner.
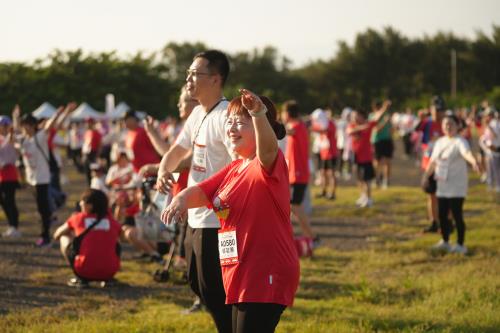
[
  {"x1": 65, "y1": 212, "x2": 79, "y2": 231},
  {"x1": 259, "y1": 150, "x2": 287, "y2": 182},
  {"x1": 198, "y1": 160, "x2": 239, "y2": 206}
]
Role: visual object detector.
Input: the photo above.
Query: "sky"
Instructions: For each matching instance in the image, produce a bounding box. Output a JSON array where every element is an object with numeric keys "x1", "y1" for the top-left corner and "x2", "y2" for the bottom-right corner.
[{"x1": 1, "y1": 0, "x2": 499, "y2": 67}]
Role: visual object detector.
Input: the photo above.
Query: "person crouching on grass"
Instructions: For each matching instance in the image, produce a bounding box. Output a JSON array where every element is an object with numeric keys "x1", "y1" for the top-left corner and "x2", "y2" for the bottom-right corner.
[
  {"x1": 162, "y1": 89, "x2": 300, "y2": 333},
  {"x1": 54, "y1": 189, "x2": 122, "y2": 288}
]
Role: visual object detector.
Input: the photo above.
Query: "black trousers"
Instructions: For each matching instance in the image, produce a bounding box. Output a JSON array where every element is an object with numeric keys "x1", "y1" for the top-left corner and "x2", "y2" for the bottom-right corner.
[
  {"x1": 83, "y1": 151, "x2": 98, "y2": 185},
  {"x1": 184, "y1": 226, "x2": 232, "y2": 333},
  {"x1": 35, "y1": 184, "x2": 52, "y2": 239},
  {"x1": 0, "y1": 181, "x2": 19, "y2": 228},
  {"x1": 232, "y1": 303, "x2": 286, "y2": 333},
  {"x1": 438, "y1": 197, "x2": 465, "y2": 245}
]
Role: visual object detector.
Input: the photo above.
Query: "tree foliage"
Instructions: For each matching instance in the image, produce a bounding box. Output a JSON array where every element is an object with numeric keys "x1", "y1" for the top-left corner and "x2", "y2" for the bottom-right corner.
[{"x1": 1, "y1": 26, "x2": 499, "y2": 118}]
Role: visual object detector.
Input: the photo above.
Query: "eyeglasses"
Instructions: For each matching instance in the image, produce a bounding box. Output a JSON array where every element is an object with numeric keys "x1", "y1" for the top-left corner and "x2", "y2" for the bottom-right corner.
[{"x1": 186, "y1": 69, "x2": 212, "y2": 78}]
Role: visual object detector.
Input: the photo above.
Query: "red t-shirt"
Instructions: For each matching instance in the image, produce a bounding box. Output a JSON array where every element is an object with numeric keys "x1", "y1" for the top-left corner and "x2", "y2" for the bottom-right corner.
[
  {"x1": 172, "y1": 169, "x2": 189, "y2": 196},
  {"x1": 47, "y1": 128, "x2": 57, "y2": 151},
  {"x1": 320, "y1": 120, "x2": 338, "y2": 160},
  {"x1": 125, "y1": 127, "x2": 161, "y2": 172},
  {"x1": 349, "y1": 121, "x2": 376, "y2": 163},
  {"x1": 66, "y1": 212, "x2": 121, "y2": 280},
  {"x1": 83, "y1": 129, "x2": 102, "y2": 153},
  {"x1": 0, "y1": 136, "x2": 19, "y2": 182},
  {"x1": 198, "y1": 151, "x2": 300, "y2": 306},
  {"x1": 0, "y1": 164, "x2": 18, "y2": 182},
  {"x1": 286, "y1": 120, "x2": 310, "y2": 184}
]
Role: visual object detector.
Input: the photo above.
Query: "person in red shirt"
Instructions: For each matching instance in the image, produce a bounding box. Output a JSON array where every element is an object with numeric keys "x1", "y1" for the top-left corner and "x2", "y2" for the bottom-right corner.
[
  {"x1": 162, "y1": 89, "x2": 299, "y2": 333},
  {"x1": 312, "y1": 109, "x2": 338, "y2": 200},
  {"x1": 0, "y1": 116, "x2": 20, "y2": 237},
  {"x1": 53, "y1": 189, "x2": 122, "y2": 288},
  {"x1": 82, "y1": 118, "x2": 102, "y2": 185},
  {"x1": 416, "y1": 96, "x2": 446, "y2": 233},
  {"x1": 123, "y1": 110, "x2": 161, "y2": 173},
  {"x1": 282, "y1": 100, "x2": 319, "y2": 246},
  {"x1": 347, "y1": 105, "x2": 388, "y2": 207}
]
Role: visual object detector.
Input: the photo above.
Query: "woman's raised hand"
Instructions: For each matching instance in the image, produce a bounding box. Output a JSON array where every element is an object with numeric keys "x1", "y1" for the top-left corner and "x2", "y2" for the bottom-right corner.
[{"x1": 240, "y1": 88, "x2": 263, "y2": 113}]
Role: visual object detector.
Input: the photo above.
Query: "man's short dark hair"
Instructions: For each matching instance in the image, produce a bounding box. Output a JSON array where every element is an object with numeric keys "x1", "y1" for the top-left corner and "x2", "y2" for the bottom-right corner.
[
  {"x1": 283, "y1": 100, "x2": 300, "y2": 118},
  {"x1": 123, "y1": 109, "x2": 138, "y2": 120},
  {"x1": 20, "y1": 114, "x2": 38, "y2": 126},
  {"x1": 431, "y1": 95, "x2": 446, "y2": 112},
  {"x1": 194, "y1": 50, "x2": 230, "y2": 86}
]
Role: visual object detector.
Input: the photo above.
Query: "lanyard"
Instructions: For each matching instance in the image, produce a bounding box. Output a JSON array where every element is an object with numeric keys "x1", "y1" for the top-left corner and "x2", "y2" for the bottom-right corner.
[{"x1": 192, "y1": 98, "x2": 227, "y2": 146}]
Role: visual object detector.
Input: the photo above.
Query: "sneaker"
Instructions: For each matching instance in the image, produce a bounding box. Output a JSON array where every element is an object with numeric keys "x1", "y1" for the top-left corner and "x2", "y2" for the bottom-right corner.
[
  {"x1": 34, "y1": 237, "x2": 51, "y2": 248},
  {"x1": 450, "y1": 244, "x2": 468, "y2": 255},
  {"x1": 2, "y1": 226, "x2": 22, "y2": 238},
  {"x1": 315, "y1": 191, "x2": 326, "y2": 199},
  {"x1": 480, "y1": 173, "x2": 487, "y2": 183},
  {"x1": 431, "y1": 239, "x2": 451, "y2": 252},
  {"x1": 99, "y1": 278, "x2": 118, "y2": 288},
  {"x1": 327, "y1": 193, "x2": 336, "y2": 200},
  {"x1": 67, "y1": 277, "x2": 89, "y2": 289},
  {"x1": 359, "y1": 198, "x2": 373, "y2": 208},
  {"x1": 182, "y1": 299, "x2": 203, "y2": 315},
  {"x1": 423, "y1": 221, "x2": 439, "y2": 233},
  {"x1": 355, "y1": 195, "x2": 367, "y2": 206},
  {"x1": 381, "y1": 179, "x2": 389, "y2": 190}
]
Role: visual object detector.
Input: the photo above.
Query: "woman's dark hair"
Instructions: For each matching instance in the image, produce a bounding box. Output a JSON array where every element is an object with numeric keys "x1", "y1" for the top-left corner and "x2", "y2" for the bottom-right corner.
[
  {"x1": 194, "y1": 50, "x2": 230, "y2": 86},
  {"x1": 227, "y1": 95, "x2": 286, "y2": 140},
  {"x1": 443, "y1": 112, "x2": 460, "y2": 127},
  {"x1": 282, "y1": 100, "x2": 300, "y2": 119},
  {"x1": 81, "y1": 189, "x2": 108, "y2": 220},
  {"x1": 20, "y1": 114, "x2": 38, "y2": 127}
]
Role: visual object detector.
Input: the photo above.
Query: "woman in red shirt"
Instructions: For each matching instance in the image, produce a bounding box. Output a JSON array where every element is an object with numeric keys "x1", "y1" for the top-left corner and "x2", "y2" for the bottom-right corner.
[
  {"x1": 54, "y1": 189, "x2": 122, "y2": 288},
  {"x1": 162, "y1": 89, "x2": 299, "y2": 333}
]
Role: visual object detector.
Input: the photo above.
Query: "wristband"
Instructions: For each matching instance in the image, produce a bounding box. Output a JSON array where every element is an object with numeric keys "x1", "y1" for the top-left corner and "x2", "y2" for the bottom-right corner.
[{"x1": 248, "y1": 104, "x2": 268, "y2": 118}]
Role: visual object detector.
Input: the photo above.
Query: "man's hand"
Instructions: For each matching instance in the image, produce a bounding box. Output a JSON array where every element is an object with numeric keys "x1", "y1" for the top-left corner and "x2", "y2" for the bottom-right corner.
[
  {"x1": 155, "y1": 170, "x2": 176, "y2": 194},
  {"x1": 139, "y1": 163, "x2": 159, "y2": 177}
]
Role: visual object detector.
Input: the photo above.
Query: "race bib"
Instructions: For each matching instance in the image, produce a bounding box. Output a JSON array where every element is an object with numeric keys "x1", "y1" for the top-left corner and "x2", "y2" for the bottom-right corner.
[
  {"x1": 192, "y1": 143, "x2": 207, "y2": 173},
  {"x1": 218, "y1": 229, "x2": 238, "y2": 266}
]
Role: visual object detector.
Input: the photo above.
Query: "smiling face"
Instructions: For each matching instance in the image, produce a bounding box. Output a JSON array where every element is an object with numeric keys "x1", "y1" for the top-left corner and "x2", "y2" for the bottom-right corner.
[
  {"x1": 225, "y1": 113, "x2": 256, "y2": 159},
  {"x1": 442, "y1": 117, "x2": 458, "y2": 137}
]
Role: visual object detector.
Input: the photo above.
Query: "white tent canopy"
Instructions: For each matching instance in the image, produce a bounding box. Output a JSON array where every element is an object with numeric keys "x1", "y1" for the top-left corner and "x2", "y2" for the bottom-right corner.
[
  {"x1": 70, "y1": 102, "x2": 105, "y2": 121},
  {"x1": 107, "y1": 102, "x2": 130, "y2": 120},
  {"x1": 32, "y1": 102, "x2": 57, "y2": 119}
]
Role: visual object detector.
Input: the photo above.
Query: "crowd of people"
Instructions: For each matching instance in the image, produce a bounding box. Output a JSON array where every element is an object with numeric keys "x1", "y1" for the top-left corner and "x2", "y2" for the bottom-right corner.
[{"x1": 0, "y1": 49, "x2": 499, "y2": 332}]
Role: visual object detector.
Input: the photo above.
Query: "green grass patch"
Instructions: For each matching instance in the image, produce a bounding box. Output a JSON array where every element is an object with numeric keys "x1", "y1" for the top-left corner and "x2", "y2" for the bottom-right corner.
[{"x1": 1, "y1": 181, "x2": 499, "y2": 332}]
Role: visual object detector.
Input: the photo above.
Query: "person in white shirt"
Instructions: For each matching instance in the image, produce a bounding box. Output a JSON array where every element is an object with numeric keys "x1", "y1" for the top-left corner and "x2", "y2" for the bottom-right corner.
[
  {"x1": 13, "y1": 107, "x2": 64, "y2": 247},
  {"x1": 156, "y1": 50, "x2": 234, "y2": 332},
  {"x1": 479, "y1": 108, "x2": 500, "y2": 192},
  {"x1": 422, "y1": 113, "x2": 481, "y2": 254}
]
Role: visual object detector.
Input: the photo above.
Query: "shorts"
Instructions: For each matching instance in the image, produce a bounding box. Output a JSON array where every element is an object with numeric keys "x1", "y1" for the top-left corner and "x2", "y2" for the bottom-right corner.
[
  {"x1": 318, "y1": 158, "x2": 337, "y2": 170},
  {"x1": 374, "y1": 139, "x2": 394, "y2": 160},
  {"x1": 356, "y1": 162, "x2": 375, "y2": 182},
  {"x1": 423, "y1": 172, "x2": 437, "y2": 194},
  {"x1": 123, "y1": 216, "x2": 136, "y2": 227},
  {"x1": 290, "y1": 183, "x2": 307, "y2": 205}
]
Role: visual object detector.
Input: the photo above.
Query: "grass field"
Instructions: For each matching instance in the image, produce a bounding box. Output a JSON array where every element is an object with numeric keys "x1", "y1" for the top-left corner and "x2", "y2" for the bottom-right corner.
[{"x1": 0, "y1": 166, "x2": 499, "y2": 332}]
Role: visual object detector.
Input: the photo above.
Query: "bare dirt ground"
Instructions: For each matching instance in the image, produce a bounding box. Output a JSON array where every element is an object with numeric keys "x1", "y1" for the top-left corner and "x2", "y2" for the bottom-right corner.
[{"x1": 0, "y1": 140, "x2": 425, "y2": 314}]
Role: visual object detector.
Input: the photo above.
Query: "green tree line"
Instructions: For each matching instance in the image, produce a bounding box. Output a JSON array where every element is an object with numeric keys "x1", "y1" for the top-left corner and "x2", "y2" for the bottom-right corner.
[{"x1": 1, "y1": 26, "x2": 499, "y2": 119}]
